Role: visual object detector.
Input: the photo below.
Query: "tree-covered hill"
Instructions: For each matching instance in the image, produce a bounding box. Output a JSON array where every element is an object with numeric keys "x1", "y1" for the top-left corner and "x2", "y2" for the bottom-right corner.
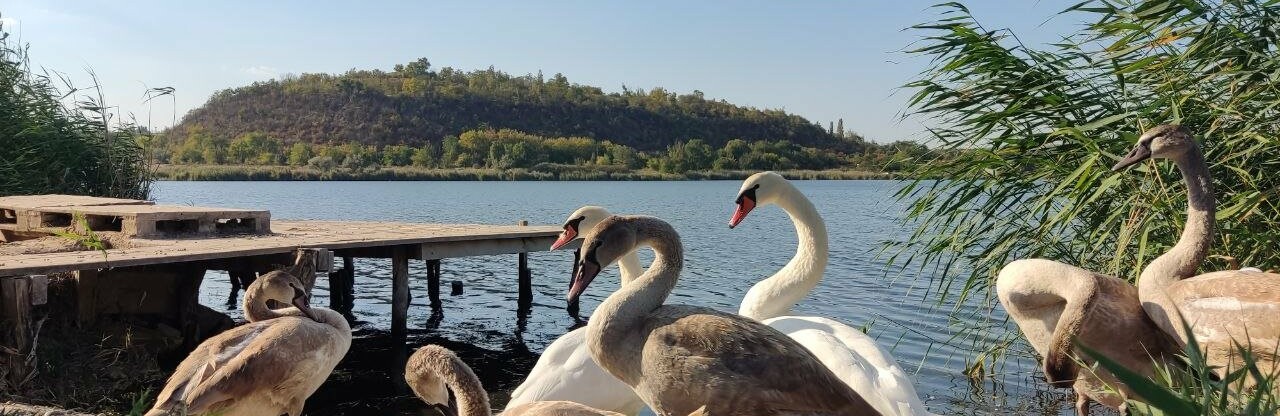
[{"x1": 172, "y1": 58, "x2": 861, "y2": 153}]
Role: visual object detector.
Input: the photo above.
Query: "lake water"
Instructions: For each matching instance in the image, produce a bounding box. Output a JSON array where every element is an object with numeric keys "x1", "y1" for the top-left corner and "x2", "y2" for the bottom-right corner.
[{"x1": 152, "y1": 180, "x2": 1073, "y2": 415}]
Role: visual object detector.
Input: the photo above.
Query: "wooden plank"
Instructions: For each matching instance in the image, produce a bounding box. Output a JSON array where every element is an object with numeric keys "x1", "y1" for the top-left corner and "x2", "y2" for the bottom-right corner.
[
  {"x1": 391, "y1": 246, "x2": 410, "y2": 337},
  {"x1": 419, "y1": 236, "x2": 558, "y2": 260},
  {"x1": 0, "y1": 221, "x2": 560, "y2": 277},
  {"x1": 0, "y1": 194, "x2": 151, "y2": 210},
  {"x1": 1, "y1": 276, "x2": 33, "y2": 387}
]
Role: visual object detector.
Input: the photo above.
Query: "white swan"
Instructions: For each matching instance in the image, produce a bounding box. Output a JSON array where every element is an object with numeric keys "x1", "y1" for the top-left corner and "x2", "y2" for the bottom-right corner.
[
  {"x1": 147, "y1": 269, "x2": 352, "y2": 416},
  {"x1": 505, "y1": 206, "x2": 647, "y2": 415},
  {"x1": 1112, "y1": 124, "x2": 1280, "y2": 382},
  {"x1": 729, "y1": 171, "x2": 936, "y2": 416},
  {"x1": 570, "y1": 215, "x2": 879, "y2": 415}
]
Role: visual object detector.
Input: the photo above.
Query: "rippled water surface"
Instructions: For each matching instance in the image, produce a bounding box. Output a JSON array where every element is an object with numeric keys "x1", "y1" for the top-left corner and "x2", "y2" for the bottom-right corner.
[{"x1": 152, "y1": 180, "x2": 1074, "y2": 415}]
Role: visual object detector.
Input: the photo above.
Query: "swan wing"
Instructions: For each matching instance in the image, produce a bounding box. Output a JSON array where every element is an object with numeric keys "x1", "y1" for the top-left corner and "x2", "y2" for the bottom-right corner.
[
  {"x1": 504, "y1": 400, "x2": 627, "y2": 416},
  {"x1": 644, "y1": 306, "x2": 874, "y2": 414},
  {"x1": 180, "y1": 318, "x2": 331, "y2": 412},
  {"x1": 1170, "y1": 270, "x2": 1280, "y2": 372},
  {"x1": 152, "y1": 322, "x2": 263, "y2": 409},
  {"x1": 507, "y1": 328, "x2": 644, "y2": 415},
  {"x1": 766, "y1": 315, "x2": 934, "y2": 416}
]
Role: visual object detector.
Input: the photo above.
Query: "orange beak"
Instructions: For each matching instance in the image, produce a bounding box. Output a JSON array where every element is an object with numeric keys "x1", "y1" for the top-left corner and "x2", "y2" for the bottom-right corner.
[
  {"x1": 550, "y1": 227, "x2": 577, "y2": 251},
  {"x1": 729, "y1": 196, "x2": 756, "y2": 228}
]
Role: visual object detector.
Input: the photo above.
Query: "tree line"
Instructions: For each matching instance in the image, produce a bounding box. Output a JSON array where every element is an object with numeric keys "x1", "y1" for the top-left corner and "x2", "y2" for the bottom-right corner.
[{"x1": 148, "y1": 126, "x2": 927, "y2": 174}]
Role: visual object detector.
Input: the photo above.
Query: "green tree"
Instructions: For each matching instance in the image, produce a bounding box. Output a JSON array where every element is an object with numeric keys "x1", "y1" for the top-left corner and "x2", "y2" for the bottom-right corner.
[
  {"x1": 683, "y1": 139, "x2": 714, "y2": 171},
  {"x1": 721, "y1": 139, "x2": 750, "y2": 161},
  {"x1": 382, "y1": 144, "x2": 414, "y2": 167},
  {"x1": 411, "y1": 143, "x2": 437, "y2": 168},
  {"x1": 228, "y1": 132, "x2": 280, "y2": 165},
  {"x1": 288, "y1": 142, "x2": 314, "y2": 166},
  {"x1": 441, "y1": 135, "x2": 461, "y2": 167}
]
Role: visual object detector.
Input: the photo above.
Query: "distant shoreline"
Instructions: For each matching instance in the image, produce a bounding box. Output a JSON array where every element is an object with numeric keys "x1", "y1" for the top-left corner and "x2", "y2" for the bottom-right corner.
[{"x1": 153, "y1": 164, "x2": 897, "y2": 181}]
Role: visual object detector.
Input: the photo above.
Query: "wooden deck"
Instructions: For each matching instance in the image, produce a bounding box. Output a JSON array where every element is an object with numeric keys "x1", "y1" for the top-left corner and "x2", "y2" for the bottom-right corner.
[
  {"x1": 0, "y1": 194, "x2": 269, "y2": 238},
  {"x1": 0, "y1": 194, "x2": 573, "y2": 385},
  {"x1": 0, "y1": 220, "x2": 560, "y2": 277}
]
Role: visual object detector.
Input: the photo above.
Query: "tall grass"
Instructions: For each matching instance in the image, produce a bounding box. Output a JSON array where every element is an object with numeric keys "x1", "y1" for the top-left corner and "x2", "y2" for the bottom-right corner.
[
  {"x1": 0, "y1": 16, "x2": 153, "y2": 198},
  {"x1": 1082, "y1": 322, "x2": 1279, "y2": 415},
  {"x1": 894, "y1": 0, "x2": 1280, "y2": 328}
]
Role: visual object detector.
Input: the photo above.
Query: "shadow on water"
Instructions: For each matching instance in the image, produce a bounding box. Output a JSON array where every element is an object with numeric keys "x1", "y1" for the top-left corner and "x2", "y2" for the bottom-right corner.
[{"x1": 303, "y1": 326, "x2": 538, "y2": 415}]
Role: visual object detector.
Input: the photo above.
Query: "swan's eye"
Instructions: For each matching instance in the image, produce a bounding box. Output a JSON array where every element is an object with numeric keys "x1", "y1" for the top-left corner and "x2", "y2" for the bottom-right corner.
[
  {"x1": 564, "y1": 216, "x2": 585, "y2": 231},
  {"x1": 736, "y1": 184, "x2": 760, "y2": 204}
]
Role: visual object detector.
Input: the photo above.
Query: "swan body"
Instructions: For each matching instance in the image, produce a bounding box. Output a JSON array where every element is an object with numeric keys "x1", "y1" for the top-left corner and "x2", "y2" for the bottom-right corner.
[
  {"x1": 506, "y1": 206, "x2": 646, "y2": 415},
  {"x1": 1114, "y1": 125, "x2": 1280, "y2": 382},
  {"x1": 570, "y1": 215, "x2": 880, "y2": 415},
  {"x1": 407, "y1": 344, "x2": 622, "y2": 416},
  {"x1": 997, "y1": 259, "x2": 1182, "y2": 414},
  {"x1": 147, "y1": 270, "x2": 352, "y2": 416},
  {"x1": 731, "y1": 171, "x2": 934, "y2": 416}
]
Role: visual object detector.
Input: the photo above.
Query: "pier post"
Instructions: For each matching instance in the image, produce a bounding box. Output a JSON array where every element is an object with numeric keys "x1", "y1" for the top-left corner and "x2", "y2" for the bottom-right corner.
[
  {"x1": 335, "y1": 256, "x2": 355, "y2": 312},
  {"x1": 75, "y1": 269, "x2": 99, "y2": 326},
  {"x1": 426, "y1": 259, "x2": 442, "y2": 311},
  {"x1": 176, "y1": 267, "x2": 207, "y2": 351},
  {"x1": 1, "y1": 275, "x2": 43, "y2": 388},
  {"x1": 226, "y1": 270, "x2": 254, "y2": 307},
  {"x1": 392, "y1": 246, "x2": 411, "y2": 337},
  {"x1": 517, "y1": 220, "x2": 533, "y2": 315}
]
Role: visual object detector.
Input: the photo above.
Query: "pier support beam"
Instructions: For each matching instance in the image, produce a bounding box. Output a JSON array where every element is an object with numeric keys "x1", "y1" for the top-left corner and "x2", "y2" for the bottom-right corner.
[
  {"x1": 1, "y1": 275, "x2": 44, "y2": 388},
  {"x1": 391, "y1": 246, "x2": 411, "y2": 338},
  {"x1": 75, "y1": 269, "x2": 99, "y2": 326},
  {"x1": 226, "y1": 270, "x2": 255, "y2": 307},
  {"x1": 328, "y1": 256, "x2": 355, "y2": 312},
  {"x1": 426, "y1": 259, "x2": 442, "y2": 311},
  {"x1": 517, "y1": 221, "x2": 533, "y2": 315},
  {"x1": 518, "y1": 252, "x2": 532, "y2": 309},
  {"x1": 176, "y1": 267, "x2": 207, "y2": 351}
]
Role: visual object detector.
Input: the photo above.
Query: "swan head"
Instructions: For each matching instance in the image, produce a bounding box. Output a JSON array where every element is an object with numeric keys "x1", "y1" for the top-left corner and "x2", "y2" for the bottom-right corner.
[
  {"x1": 250, "y1": 270, "x2": 318, "y2": 322},
  {"x1": 405, "y1": 345, "x2": 457, "y2": 415},
  {"x1": 550, "y1": 205, "x2": 613, "y2": 251},
  {"x1": 568, "y1": 215, "x2": 640, "y2": 306},
  {"x1": 1112, "y1": 124, "x2": 1197, "y2": 171},
  {"x1": 729, "y1": 171, "x2": 790, "y2": 228}
]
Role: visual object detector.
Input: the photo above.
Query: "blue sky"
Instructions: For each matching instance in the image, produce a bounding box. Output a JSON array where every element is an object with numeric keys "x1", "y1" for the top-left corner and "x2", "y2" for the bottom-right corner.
[{"x1": 0, "y1": 1, "x2": 1081, "y2": 142}]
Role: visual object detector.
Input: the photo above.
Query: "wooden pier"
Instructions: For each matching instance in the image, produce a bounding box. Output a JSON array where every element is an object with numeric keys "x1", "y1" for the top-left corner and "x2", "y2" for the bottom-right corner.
[{"x1": 0, "y1": 195, "x2": 564, "y2": 380}]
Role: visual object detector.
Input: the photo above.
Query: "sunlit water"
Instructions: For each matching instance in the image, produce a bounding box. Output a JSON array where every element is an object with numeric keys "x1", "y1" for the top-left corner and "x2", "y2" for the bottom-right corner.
[{"x1": 152, "y1": 180, "x2": 1076, "y2": 415}]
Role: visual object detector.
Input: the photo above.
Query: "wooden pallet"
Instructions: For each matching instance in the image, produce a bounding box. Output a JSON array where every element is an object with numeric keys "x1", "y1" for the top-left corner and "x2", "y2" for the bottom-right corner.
[{"x1": 0, "y1": 194, "x2": 270, "y2": 238}]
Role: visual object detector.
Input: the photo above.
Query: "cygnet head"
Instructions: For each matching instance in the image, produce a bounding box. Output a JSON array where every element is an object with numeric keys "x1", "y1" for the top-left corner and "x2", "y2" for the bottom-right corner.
[
  {"x1": 250, "y1": 270, "x2": 317, "y2": 322},
  {"x1": 1112, "y1": 124, "x2": 1198, "y2": 171},
  {"x1": 405, "y1": 345, "x2": 459, "y2": 416},
  {"x1": 566, "y1": 215, "x2": 646, "y2": 307}
]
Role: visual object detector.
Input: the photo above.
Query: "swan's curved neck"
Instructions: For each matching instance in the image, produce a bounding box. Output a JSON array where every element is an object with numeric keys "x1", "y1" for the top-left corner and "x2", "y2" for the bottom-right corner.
[
  {"x1": 588, "y1": 218, "x2": 683, "y2": 385},
  {"x1": 243, "y1": 286, "x2": 350, "y2": 333},
  {"x1": 430, "y1": 353, "x2": 491, "y2": 416},
  {"x1": 738, "y1": 185, "x2": 829, "y2": 320},
  {"x1": 617, "y1": 250, "x2": 644, "y2": 286},
  {"x1": 243, "y1": 288, "x2": 295, "y2": 322},
  {"x1": 1138, "y1": 148, "x2": 1215, "y2": 297},
  {"x1": 1138, "y1": 147, "x2": 1215, "y2": 342}
]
